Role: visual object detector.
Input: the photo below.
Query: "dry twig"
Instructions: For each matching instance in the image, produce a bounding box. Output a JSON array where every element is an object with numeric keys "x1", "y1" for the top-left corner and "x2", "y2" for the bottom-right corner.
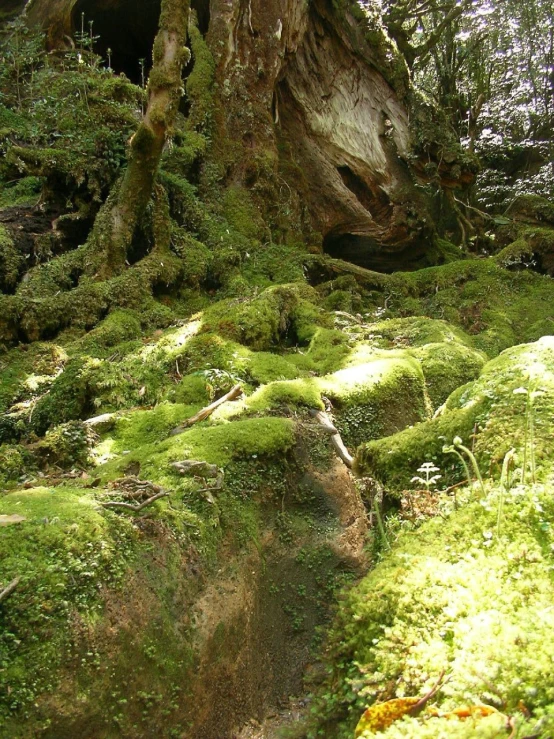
[{"x1": 170, "y1": 384, "x2": 243, "y2": 435}]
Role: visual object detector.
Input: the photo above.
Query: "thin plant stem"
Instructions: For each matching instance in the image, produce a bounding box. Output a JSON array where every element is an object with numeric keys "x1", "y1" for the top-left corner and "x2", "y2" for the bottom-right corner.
[
  {"x1": 373, "y1": 496, "x2": 390, "y2": 551},
  {"x1": 522, "y1": 392, "x2": 529, "y2": 485},
  {"x1": 498, "y1": 449, "x2": 515, "y2": 538},
  {"x1": 444, "y1": 448, "x2": 472, "y2": 492},
  {"x1": 455, "y1": 441, "x2": 485, "y2": 496},
  {"x1": 529, "y1": 396, "x2": 536, "y2": 485}
]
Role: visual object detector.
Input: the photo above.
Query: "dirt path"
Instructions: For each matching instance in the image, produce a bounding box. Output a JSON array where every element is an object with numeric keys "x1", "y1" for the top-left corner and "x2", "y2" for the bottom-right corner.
[{"x1": 237, "y1": 698, "x2": 308, "y2": 739}]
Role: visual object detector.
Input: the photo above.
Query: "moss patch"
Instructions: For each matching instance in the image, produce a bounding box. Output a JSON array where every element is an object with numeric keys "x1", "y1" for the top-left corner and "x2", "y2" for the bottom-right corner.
[
  {"x1": 306, "y1": 483, "x2": 554, "y2": 739},
  {"x1": 356, "y1": 336, "x2": 554, "y2": 491}
]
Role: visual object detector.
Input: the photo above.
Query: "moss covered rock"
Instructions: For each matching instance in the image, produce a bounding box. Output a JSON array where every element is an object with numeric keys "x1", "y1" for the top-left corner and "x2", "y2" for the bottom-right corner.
[
  {"x1": 356, "y1": 336, "x2": 554, "y2": 491},
  {"x1": 307, "y1": 483, "x2": 554, "y2": 738}
]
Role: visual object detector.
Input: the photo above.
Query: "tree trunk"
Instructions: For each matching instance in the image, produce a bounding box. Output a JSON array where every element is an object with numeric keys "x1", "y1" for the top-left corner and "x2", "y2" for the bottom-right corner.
[
  {"x1": 24, "y1": 0, "x2": 473, "y2": 274},
  {"x1": 26, "y1": 0, "x2": 190, "y2": 278}
]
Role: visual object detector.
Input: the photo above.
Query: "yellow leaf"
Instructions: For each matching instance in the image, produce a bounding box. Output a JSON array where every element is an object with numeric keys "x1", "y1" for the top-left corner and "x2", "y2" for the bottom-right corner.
[
  {"x1": 355, "y1": 697, "x2": 420, "y2": 736},
  {"x1": 442, "y1": 705, "x2": 500, "y2": 721}
]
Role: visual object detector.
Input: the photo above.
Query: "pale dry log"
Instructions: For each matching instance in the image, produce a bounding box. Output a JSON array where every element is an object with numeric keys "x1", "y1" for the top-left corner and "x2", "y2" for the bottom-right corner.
[{"x1": 310, "y1": 409, "x2": 353, "y2": 469}]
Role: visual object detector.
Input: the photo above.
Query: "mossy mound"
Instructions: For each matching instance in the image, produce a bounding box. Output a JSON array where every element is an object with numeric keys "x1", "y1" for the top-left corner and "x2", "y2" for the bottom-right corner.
[
  {"x1": 0, "y1": 486, "x2": 136, "y2": 727},
  {"x1": 381, "y1": 259, "x2": 554, "y2": 356},
  {"x1": 202, "y1": 283, "x2": 325, "y2": 351},
  {"x1": 355, "y1": 336, "x2": 554, "y2": 492},
  {"x1": 411, "y1": 341, "x2": 486, "y2": 409},
  {"x1": 246, "y1": 352, "x2": 428, "y2": 448},
  {"x1": 307, "y1": 483, "x2": 554, "y2": 738}
]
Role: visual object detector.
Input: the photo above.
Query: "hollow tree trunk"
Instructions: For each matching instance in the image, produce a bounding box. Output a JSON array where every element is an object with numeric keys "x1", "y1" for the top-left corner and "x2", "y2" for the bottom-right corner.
[{"x1": 24, "y1": 0, "x2": 472, "y2": 272}]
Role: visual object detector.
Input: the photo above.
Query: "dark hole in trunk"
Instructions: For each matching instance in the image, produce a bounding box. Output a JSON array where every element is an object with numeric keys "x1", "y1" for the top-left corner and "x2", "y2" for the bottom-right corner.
[
  {"x1": 127, "y1": 226, "x2": 153, "y2": 266},
  {"x1": 191, "y1": 0, "x2": 211, "y2": 35},
  {"x1": 72, "y1": 0, "x2": 162, "y2": 83},
  {"x1": 72, "y1": 0, "x2": 210, "y2": 84},
  {"x1": 323, "y1": 232, "x2": 397, "y2": 273}
]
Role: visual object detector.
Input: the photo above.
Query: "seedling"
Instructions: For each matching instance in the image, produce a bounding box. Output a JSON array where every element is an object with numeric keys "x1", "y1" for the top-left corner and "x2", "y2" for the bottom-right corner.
[{"x1": 411, "y1": 461, "x2": 441, "y2": 491}]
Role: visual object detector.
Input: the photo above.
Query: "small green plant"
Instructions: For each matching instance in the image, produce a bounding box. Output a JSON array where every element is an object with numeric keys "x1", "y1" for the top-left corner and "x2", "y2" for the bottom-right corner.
[
  {"x1": 411, "y1": 461, "x2": 441, "y2": 490},
  {"x1": 443, "y1": 435, "x2": 485, "y2": 497},
  {"x1": 372, "y1": 495, "x2": 390, "y2": 551},
  {"x1": 497, "y1": 447, "x2": 516, "y2": 537}
]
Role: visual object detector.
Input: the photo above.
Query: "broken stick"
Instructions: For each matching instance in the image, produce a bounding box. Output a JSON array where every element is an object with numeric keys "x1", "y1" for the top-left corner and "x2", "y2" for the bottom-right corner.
[
  {"x1": 310, "y1": 408, "x2": 353, "y2": 468},
  {"x1": 170, "y1": 384, "x2": 243, "y2": 436},
  {"x1": 0, "y1": 577, "x2": 20, "y2": 604}
]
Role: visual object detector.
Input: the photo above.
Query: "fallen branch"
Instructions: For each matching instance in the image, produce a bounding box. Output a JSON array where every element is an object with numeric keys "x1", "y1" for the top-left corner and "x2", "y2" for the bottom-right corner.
[
  {"x1": 0, "y1": 577, "x2": 20, "y2": 604},
  {"x1": 101, "y1": 491, "x2": 169, "y2": 512},
  {"x1": 309, "y1": 409, "x2": 338, "y2": 435},
  {"x1": 310, "y1": 409, "x2": 353, "y2": 468},
  {"x1": 170, "y1": 384, "x2": 243, "y2": 435}
]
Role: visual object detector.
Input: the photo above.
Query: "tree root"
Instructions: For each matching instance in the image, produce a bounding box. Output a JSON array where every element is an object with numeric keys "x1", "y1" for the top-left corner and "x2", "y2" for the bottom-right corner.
[{"x1": 101, "y1": 477, "x2": 168, "y2": 513}]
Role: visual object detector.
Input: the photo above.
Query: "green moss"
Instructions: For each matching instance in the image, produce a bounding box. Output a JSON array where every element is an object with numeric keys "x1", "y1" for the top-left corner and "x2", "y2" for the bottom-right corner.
[
  {"x1": 288, "y1": 327, "x2": 351, "y2": 375},
  {"x1": 0, "y1": 443, "x2": 32, "y2": 487},
  {"x1": 0, "y1": 176, "x2": 41, "y2": 208},
  {"x1": 241, "y1": 242, "x2": 307, "y2": 288},
  {"x1": 245, "y1": 352, "x2": 428, "y2": 450},
  {"x1": 33, "y1": 420, "x2": 92, "y2": 469},
  {"x1": 162, "y1": 127, "x2": 208, "y2": 175},
  {"x1": 495, "y1": 237, "x2": 534, "y2": 268},
  {"x1": 356, "y1": 336, "x2": 554, "y2": 491},
  {"x1": 80, "y1": 309, "x2": 143, "y2": 350},
  {"x1": 186, "y1": 12, "x2": 216, "y2": 131},
  {"x1": 307, "y1": 484, "x2": 554, "y2": 738},
  {"x1": 507, "y1": 193, "x2": 554, "y2": 223},
  {"x1": 31, "y1": 358, "x2": 92, "y2": 435},
  {"x1": 0, "y1": 224, "x2": 22, "y2": 292},
  {"x1": 170, "y1": 225, "x2": 213, "y2": 287},
  {"x1": 0, "y1": 486, "x2": 135, "y2": 722},
  {"x1": 112, "y1": 402, "x2": 201, "y2": 452},
  {"x1": 222, "y1": 185, "x2": 266, "y2": 241},
  {"x1": 100, "y1": 416, "x2": 295, "y2": 479},
  {"x1": 370, "y1": 317, "x2": 477, "y2": 350},
  {"x1": 247, "y1": 352, "x2": 302, "y2": 384},
  {"x1": 203, "y1": 284, "x2": 323, "y2": 351},
  {"x1": 382, "y1": 259, "x2": 554, "y2": 356},
  {"x1": 412, "y1": 342, "x2": 486, "y2": 409},
  {"x1": 172, "y1": 374, "x2": 210, "y2": 404},
  {"x1": 247, "y1": 378, "x2": 324, "y2": 411}
]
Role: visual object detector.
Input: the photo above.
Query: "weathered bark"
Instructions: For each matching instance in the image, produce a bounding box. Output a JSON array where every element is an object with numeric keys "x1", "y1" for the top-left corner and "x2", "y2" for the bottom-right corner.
[
  {"x1": 205, "y1": 0, "x2": 469, "y2": 269},
  {"x1": 24, "y1": 0, "x2": 472, "y2": 271},
  {"x1": 95, "y1": 0, "x2": 190, "y2": 276}
]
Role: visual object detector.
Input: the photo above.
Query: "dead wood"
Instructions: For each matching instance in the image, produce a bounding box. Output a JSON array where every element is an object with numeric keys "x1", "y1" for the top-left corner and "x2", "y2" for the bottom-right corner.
[
  {"x1": 309, "y1": 409, "x2": 338, "y2": 435},
  {"x1": 0, "y1": 577, "x2": 21, "y2": 604},
  {"x1": 170, "y1": 384, "x2": 243, "y2": 435},
  {"x1": 170, "y1": 460, "x2": 224, "y2": 504},
  {"x1": 101, "y1": 491, "x2": 169, "y2": 512},
  {"x1": 101, "y1": 477, "x2": 169, "y2": 512},
  {"x1": 310, "y1": 409, "x2": 353, "y2": 468},
  {"x1": 84, "y1": 412, "x2": 117, "y2": 430}
]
